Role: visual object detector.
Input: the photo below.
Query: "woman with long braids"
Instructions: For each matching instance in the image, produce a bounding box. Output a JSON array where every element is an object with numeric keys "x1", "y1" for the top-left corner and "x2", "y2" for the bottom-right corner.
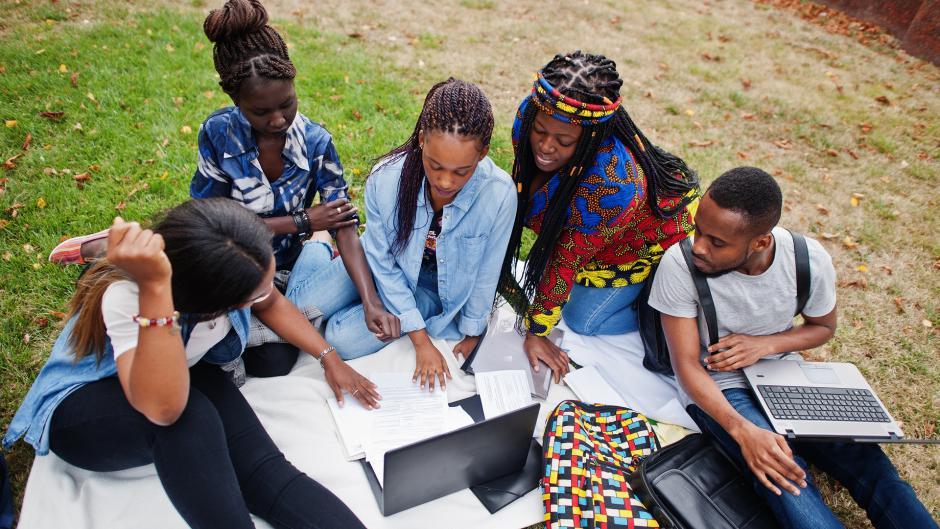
[
  {"x1": 289, "y1": 78, "x2": 515, "y2": 390},
  {"x1": 502, "y1": 51, "x2": 700, "y2": 382},
  {"x1": 48, "y1": 0, "x2": 399, "y2": 377},
  {"x1": 5, "y1": 199, "x2": 373, "y2": 528}
]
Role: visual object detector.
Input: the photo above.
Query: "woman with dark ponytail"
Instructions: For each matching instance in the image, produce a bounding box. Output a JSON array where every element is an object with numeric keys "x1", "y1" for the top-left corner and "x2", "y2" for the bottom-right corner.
[
  {"x1": 49, "y1": 0, "x2": 398, "y2": 377},
  {"x1": 5, "y1": 199, "x2": 372, "y2": 528},
  {"x1": 502, "y1": 51, "x2": 700, "y2": 382},
  {"x1": 289, "y1": 78, "x2": 515, "y2": 390}
]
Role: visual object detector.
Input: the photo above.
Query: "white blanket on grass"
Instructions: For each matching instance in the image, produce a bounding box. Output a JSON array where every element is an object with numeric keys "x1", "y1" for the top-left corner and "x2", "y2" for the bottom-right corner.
[{"x1": 17, "y1": 325, "x2": 692, "y2": 529}]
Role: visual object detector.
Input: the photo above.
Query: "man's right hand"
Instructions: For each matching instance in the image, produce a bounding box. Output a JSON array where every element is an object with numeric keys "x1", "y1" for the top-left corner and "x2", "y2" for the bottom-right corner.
[
  {"x1": 523, "y1": 332, "x2": 569, "y2": 383},
  {"x1": 732, "y1": 423, "x2": 808, "y2": 496}
]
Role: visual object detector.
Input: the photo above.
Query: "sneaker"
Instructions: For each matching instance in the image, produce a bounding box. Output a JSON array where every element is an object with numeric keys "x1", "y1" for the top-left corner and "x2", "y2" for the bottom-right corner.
[{"x1": 48, "y1": 228, "x2": 109, "y2": 265}]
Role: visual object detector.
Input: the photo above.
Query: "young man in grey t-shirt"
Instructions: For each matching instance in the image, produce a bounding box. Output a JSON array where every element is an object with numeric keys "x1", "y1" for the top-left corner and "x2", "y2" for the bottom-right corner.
[{"x1": 649, "y1": 167, "x2": 935, "y2": 529}]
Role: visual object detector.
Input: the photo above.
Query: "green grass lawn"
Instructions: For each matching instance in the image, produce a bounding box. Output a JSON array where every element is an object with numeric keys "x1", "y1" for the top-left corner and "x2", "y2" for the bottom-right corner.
[
  {"x1": 0, "y1": 0, "x2": 482, "y2": 511},
  {"x1": 2, "y1": 1, "x2": 938, "y2": 527}
]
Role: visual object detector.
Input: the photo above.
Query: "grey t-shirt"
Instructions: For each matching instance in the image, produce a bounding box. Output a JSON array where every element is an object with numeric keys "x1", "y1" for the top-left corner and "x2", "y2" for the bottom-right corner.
[{"x1": 648, "y1": 227, "x2": 837, "y2": 391}]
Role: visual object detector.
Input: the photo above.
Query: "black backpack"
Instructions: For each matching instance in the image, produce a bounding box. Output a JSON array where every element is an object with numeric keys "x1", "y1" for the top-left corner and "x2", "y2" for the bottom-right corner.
[{"x1": 639, "y1": 231, "x2": 811, "y2": 376}]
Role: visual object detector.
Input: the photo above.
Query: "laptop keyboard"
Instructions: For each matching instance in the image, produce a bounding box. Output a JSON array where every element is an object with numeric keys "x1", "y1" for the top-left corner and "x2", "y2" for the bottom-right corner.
[{"x1": 757, "y1": 385, "x2": 891, "y2": 422}]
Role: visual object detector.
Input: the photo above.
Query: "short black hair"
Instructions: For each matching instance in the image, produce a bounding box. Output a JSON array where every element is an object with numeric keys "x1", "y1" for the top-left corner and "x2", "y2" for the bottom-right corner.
[{"x1": 706, "y1": 166, "x2": 782, "y2": 234}]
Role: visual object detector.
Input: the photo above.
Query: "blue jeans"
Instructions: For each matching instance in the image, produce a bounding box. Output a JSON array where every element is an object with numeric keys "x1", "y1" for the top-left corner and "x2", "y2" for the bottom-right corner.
[
  {"x1": 286, "y1": 242, "x2": 445, "y2": 360},
  {"x1": 561, "y1": 282, "x2": 644, "y2": 336},
  {"x1": 687, "y1": 389, "x2": 937, "y2": 529}
]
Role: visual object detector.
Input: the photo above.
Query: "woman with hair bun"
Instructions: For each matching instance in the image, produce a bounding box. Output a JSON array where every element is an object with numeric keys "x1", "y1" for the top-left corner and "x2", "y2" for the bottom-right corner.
[{"x1": 50, "y1": 0, "x2": 399, "y2": 376}]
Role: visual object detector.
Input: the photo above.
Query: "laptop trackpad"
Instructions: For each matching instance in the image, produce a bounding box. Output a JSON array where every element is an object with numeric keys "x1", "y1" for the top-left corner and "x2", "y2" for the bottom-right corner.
[{"x1": 800, "y1": 364, "x2": 840, "y2": 384}]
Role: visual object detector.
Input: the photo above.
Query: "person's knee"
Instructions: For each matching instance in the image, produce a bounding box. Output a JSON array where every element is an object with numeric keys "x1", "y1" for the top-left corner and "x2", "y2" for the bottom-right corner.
[
  {"x1": 325, "y1": 319, "x2": 384, "y2": 360},
  {"x1": 243, "y1": 343, "x2": 299, "y2": 378}
]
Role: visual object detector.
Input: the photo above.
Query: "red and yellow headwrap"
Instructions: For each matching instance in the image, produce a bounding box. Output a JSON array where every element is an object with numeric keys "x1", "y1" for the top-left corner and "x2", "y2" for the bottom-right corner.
[{"x1": 529, "y1": 72, "x2": 622, "y2": 126}]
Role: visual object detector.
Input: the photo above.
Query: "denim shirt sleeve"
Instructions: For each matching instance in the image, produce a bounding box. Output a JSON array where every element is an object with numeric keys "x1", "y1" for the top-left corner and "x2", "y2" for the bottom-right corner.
[
  {"x1": 458, "y1": 186, "x2": 517, "y2": 337},
  {"x1": 190, "y1": 120, "x2": 233, "y2": 200},
  {"x1": 362, "y1": 168, "x2": 425, "y2": 333}
]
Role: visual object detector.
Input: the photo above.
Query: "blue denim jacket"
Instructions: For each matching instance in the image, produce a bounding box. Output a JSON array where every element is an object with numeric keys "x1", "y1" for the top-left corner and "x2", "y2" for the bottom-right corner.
[
  {"x1": 362, "y1": 156, "x2": 516, "y2": 340},
  {"x1": 3, "y1": 308, "x2": 251, "y2": 455}
]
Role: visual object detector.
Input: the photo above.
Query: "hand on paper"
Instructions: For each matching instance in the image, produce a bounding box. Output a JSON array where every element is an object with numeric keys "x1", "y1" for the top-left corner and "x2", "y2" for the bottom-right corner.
[
  {"x1": 414, "y1": 341, "x2": 452, "y2": 392},
  {"x1": 706, "y1": 333, "x2": 775, "y2": 371},
  {"x1": 452, "y1": 335, "x2": 481, "y2": 361},
  {"x1": 323, "y1": 354, "x2": 381, "y2": 409},
  {"x1": 524, "y1": 332, "x2": 569, "y2": 383},
  {"x1": 733, "y1": 423, "x2": 807, "y2": 496}
]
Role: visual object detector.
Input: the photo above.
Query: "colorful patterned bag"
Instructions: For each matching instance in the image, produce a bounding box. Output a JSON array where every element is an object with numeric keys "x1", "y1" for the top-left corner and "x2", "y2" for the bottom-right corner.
[{"x1": 542, "y1": 400, "x2": 660, "y2": 528}]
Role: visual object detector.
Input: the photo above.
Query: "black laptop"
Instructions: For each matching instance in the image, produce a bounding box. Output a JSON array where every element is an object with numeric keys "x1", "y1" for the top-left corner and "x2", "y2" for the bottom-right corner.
[{"x1": 360, "y1": 401, "x2": 540, "y2": 516}]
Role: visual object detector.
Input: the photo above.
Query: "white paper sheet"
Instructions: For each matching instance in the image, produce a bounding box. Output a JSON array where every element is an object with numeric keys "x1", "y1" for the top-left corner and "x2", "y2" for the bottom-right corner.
[
  {"x1": 475, "y1": 370, "x2": 532, "y2": 420},
  {"x1": 326, "y1": 397, "x2": 371, "y2": 460},
  {"x1": 363, "y1": 373, "x2": 448, "y2": 485}
]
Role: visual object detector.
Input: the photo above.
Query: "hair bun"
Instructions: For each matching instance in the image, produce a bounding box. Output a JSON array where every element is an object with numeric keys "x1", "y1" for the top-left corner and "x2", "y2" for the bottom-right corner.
[{"x1": 204, "y1": 0, "x2": 269, "y2": 43}]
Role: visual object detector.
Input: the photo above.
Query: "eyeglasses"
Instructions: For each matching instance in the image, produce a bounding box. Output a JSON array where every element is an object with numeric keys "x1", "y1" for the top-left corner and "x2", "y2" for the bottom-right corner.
[{"x1": 247, "y1": 281, "x2": 275, "y2": 306}]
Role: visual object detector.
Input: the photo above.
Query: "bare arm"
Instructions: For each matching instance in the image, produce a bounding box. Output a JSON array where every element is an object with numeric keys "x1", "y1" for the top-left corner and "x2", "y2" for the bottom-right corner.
[
  {"x1": 251, "y1": 288, "x2": 381, "y2": 408},
  {"x1": 334, "y1": 225, "x2": 400, "y2": 340},
  {"x1": 662, "y1": 314, "x2": 807, "y2": 496},
  {"x1": 705, "y1": 309, "x2": 837, "y2": 371},
  {"x1": 108, "y1": 219, "x2": 189, "y2": 426}
]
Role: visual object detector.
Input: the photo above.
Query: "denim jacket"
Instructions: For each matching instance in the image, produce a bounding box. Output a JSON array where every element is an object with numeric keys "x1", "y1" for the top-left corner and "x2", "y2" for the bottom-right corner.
[
  {"x1": 362, "y1": 156, "x2": 517, "y2": 340},
  {"x1": 4, "y1": 308, "x2": 251, "y2": 455}
]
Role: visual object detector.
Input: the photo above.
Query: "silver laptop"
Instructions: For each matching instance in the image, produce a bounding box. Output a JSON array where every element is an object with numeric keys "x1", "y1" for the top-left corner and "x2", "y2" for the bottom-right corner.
[{"x1": 743, "y1": 359, "x2": 904, "y2": 442}]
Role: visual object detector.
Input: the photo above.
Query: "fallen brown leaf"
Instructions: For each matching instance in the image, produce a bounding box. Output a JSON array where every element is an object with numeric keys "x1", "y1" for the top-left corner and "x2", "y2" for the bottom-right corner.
[
  {"x1": 846, "y1": 149, "x2": 859, "y2": 159},
  {"x1": 839, "y1": 278, "x2": 868, "y2": 288},
  {"x1": 842, "y1": 236, "x2": 858, "y2": 249},
  {"x1": 881, "y1": 265, "x2": 893, "y2": 275},
  {"x1": 741, "y1": 78, "x2": 752, "y2": 90},
  {"x1": 22, "y1": 132, "x2": 31, "y2": 151},
  {"x1": 39, "y1": 111, "x2": 65, "y2": 121},
  {"x1": 688, "y1": 139, "x2": 714, "y2": 148},
  {"x1": 858, "y1": 122, "x2": 873, "y2": 133},
  {"x1": 740, "y1": 112, "x2": 756, "y2": 120},
  {"x1": 893, "y1": 297, "x2": 905, "y2": 313},
  {"x1": 115, "y1": 200, "x2": 126, "y2": 211},
  {"x1": 874, "y1": 95, "x2": 891, "y2": 105},
  {"x1": 352, "y1": 109, "x2": 362, "y2": 121},
  {"x1": 70, "y1": 71, "x2": 79, "y2": 87},
  {"x1": 816, "y1": 204, "x2": 830, "y2": 215},
  {"x1": 49, "y1": 310, "x2": 67, "y2": 320},
  {"x1": 736, "y1": 151, "x2": 749, "y2": 160},
  {"x1": 773, "y1": 139, "x2": 793, "y2": 149},
  {"x1": 3, "y1": 153, "x2": 24, "y2": 170},
  {"x1": 825, "y1": 148, "x2": 839, "y2": 157}
]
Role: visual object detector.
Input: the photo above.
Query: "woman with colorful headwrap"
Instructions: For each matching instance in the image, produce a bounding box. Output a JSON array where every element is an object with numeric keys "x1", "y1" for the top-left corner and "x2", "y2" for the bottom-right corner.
[{"x1": 500, "y1": 51, "x2": 700, "y2": 382}]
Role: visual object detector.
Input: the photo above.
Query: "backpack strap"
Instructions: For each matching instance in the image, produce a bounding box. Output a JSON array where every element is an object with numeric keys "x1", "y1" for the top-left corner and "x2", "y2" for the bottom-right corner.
[
  {"x1": 678, "y1": 238, "x2": 719, "y2": 347},
  {"x1": 788, "y1": 230, "x2": 811, "y2": 316}
]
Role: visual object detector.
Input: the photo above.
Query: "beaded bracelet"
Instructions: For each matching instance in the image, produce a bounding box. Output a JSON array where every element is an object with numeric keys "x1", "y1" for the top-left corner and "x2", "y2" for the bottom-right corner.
[
  {"x1": 133, "y1": 311, "x2": 180, "y2": 328},
  {"x1": 316, "y1": 345, "x2": 336, "y2": 366}
]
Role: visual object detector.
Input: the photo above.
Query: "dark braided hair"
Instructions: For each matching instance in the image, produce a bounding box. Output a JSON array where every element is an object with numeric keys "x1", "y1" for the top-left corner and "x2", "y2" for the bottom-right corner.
[
  {"x1": 203, "y1": 0, "x2": 296, "y2": 97},
  {"x1": 499, "y1": 51, "x2": 700, "y2": 320},
  {"x1": 372, "y1": 78, "x2": 495, "y2": 255}
]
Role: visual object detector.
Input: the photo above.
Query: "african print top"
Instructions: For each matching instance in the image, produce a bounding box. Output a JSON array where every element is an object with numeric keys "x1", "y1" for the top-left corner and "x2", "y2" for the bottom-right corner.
[
  {"x1": 190, "y1": 107, "x2": 358, "y2": 269},
  {"x1": 512, "y1": 97, "x2": 696, "y2": 336}
]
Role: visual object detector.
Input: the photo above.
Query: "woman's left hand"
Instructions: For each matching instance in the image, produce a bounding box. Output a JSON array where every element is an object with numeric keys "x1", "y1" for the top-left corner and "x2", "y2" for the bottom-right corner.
[
  {"x1": 452, "y1": 335, "x2": 481, "y2": 361},
  {"x1": 322, "y1": 354, "x2": 381, "y2": 409},
  {"x1": 363, "y1": 302, "x2": 401, "y2": 342}
]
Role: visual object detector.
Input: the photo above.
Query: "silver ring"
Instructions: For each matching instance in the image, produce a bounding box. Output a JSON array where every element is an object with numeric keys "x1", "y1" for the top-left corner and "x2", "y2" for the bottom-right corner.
[
  {"x1": 352, "y1": 388, "x2": 360, "y2": 396},
  {"x1": 336, "y1": 207, "x2": 342, "y2": 215}
]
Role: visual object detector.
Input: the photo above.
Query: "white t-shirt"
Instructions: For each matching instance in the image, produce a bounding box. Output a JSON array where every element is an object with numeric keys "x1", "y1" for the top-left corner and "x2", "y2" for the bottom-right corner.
[
  {"x1": 649, "y1": 227, "x2": 837, "y2": 392},
  {"x1": 101, "y1": 280, "x2": 233, "y2": 367}
]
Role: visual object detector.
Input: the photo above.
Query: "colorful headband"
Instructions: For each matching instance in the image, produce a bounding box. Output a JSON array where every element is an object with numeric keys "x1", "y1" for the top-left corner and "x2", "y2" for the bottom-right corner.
[{"x1": 530, "y1": 72, "x2": 622, "y2": 125}]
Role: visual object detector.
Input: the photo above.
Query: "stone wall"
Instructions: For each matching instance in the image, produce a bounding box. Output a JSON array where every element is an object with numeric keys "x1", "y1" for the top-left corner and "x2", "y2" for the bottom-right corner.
[{"x1": 818, "y1": 0, "x2": 940, "y2": 64}]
